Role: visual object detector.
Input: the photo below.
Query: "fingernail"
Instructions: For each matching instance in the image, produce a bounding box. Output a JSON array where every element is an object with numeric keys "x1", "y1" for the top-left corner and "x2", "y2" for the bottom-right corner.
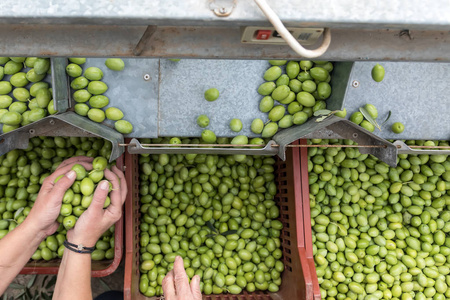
[
  {"x1": 66, "y1": 170, "x2": 76, "y2": 180},
  {"x1": 175, "y1": 256, "x2": 181, "y2": 263},
  {"x1": 100, "y1": 181, "x2": 109, "y2": 190}
]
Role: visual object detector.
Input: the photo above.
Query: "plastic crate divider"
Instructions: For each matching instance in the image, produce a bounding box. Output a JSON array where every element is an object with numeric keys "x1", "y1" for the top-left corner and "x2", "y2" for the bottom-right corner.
[
  {"x1": 298, "y1": 139, "x2": 321, "y2": 300},
  {"x1": 124, "y1": 146, "x2": 134, "y2": 299},
  {"x1": 289, "y1": 140, "x2": 315, "y2": 300}
]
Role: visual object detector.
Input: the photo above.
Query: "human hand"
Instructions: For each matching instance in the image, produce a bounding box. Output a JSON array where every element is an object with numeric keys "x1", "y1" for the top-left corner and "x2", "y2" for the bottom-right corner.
[
  {"x1": 26, "y1": 158, "x2": 92, "y2": 238},
  {"x1": 67, "y1": 165, "x2": 127, "y2": 247},
  {"x1": 162, "y1": 256, "x2": 202, "y2": 300}
]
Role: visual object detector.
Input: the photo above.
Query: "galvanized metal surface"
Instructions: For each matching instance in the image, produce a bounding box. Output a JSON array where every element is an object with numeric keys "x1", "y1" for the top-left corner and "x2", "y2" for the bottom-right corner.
[
  {"x1": 394, "y1": 140, "x2": 450, "y2": 155},
  {"x1": 65, "y1": 59, "x2": 450, "y2": 143},
  {"x1": 344, "y1": 62, "x2": 450, "y2": 140},
  {"x1": 1, "y1": 1, "x2": 450, "y2": 30},
  {"x1": 158, "y1": 59, "x2": 348, "y2": 138},
  {"x1": 273, "y1": 115, "x2": 398, "y2": 166},
  {"x1": 158, "y1": 59, "x2": 267, "y2": 138},
  {"x1": 127, "y1": 138, "x2": 278, "y2": 156},
  {"x1": 0, "y1": 26, "x2": 449, "y2": 62},
  {"x1": 68, "y1": 58, "x2": 159, "y2": 138}
]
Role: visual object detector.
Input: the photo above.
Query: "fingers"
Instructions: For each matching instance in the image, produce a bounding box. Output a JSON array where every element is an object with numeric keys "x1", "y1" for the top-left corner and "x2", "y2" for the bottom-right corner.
[
  {"x1": 46, "y1": 170, "x2": 77, "y2": 200},
  {"x1": 112, "y1": 165, "x2": 127, "y2": 204},
  {"x1": 162, "y1": 270, "x2": 176, "y2": 299},
  {"x1": 173, "y1": 256, "x2": 191, "y2": 296},
  {"x1": 43, "y1": 162, "x2": 92, "y2": 190},
  {"x1": 87, "y1": 180, "x2": 110, "y2": 212},
  {"x1": 104, "y1": 169, "x2": 123, "y2": 215},
  {"x1": 55, "y1": 156, "x2": 93, "y2": 171},
  {"x1": 190, "y1": 275, "x2": 202, "y2": 300}
]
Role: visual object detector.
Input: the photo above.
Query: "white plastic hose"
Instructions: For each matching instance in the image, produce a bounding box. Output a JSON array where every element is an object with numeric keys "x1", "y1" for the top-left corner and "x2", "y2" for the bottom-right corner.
[{"x1": 254, "y1": 0, "x2": 331, "y2": 58}]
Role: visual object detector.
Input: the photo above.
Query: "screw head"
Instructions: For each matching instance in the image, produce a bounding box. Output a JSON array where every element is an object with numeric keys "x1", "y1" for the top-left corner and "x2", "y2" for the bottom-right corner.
[
  {"x1": 352, "y1": 80, "x2": 360, "y2": 88},
  {"x1": 144, "y1": 74, "x2": 151, "y2": 81}
]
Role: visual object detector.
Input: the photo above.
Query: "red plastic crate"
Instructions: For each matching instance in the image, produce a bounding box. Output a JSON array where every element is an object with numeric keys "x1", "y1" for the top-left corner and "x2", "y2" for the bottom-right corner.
[
  {"x1": 124, "y1": 141, "x2": 316, "y2": 299},
  {"x1": 19, "y1": 155, "x2": 124, "y2": 277}
]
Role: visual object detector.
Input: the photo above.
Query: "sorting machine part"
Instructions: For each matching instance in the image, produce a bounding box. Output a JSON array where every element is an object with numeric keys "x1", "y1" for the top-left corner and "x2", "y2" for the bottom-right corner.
[
  {"x1": 51, "y1": 57, "x2": 70, "y2": 113},
  {"x1": 126, "y1": 115, "x2": 400, "y2": 167},
  {"x1": 394, "y1": 140, "x2": 450, "y2": 156},
  {"x1": 127, "y1": 138, "x2": 279, "y2": 156},
  {"x1": 274, "y1": 115, "x2": 398, "y2": 166},
  {"x1": 0, "y1": 112, "x2": 124, "y2": 162}
]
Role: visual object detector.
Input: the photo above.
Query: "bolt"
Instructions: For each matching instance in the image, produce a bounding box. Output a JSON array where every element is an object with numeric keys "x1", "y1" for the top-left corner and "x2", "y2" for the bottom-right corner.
[
  {"x1": 49, "y1": 120, "x2": 55, "y2": 125},
  {"x1": 29, "y1": 129, "x2": 35, "y2": 135},
  {"x1": 352, "y1": 133, "x2": 358, "y2": 138},
  {"x1": 352, "y1": 80, "x2": 360, "y2": 88},
  {"x1": 143, "y1": 74, "x2": 151, "y2": 81}
]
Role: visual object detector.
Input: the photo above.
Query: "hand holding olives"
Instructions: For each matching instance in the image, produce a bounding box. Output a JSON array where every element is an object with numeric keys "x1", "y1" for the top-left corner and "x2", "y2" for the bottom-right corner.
[
  {"x1": 26, "y1": 161, "x2": 90, "y2": 237},
  {"x1": 67, "y1": 165, "x2": 126, "y2": 247}
]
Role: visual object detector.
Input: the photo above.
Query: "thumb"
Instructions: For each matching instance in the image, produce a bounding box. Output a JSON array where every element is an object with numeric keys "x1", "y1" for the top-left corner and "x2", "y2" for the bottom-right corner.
[
  {"x1": 87, "y1": 180, "x2": 110, "y2": 212},
  {"x1": 190, "y1": 275, "x2": 202, "y2": 300}
]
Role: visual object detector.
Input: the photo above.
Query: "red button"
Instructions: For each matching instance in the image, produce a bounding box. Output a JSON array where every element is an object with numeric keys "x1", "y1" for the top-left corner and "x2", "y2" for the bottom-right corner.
[{"x1": 256, "y1": 30, "x2": 272, "y2": 40}]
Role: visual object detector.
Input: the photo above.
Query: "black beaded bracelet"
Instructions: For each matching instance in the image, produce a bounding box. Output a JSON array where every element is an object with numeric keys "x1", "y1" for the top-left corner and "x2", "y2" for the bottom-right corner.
[{"x1": 63, "y1": 240, "x2": 95, "y2": 254}]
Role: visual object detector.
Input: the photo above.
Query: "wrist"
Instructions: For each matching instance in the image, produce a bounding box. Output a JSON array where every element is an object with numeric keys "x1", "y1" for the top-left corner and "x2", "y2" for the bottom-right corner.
[
  {"x1": 21, "y1": 218, "x2": 48, "y2": 242},
  {"x1": 66, "y1": 230, "x2": 98, "y2": 248}
]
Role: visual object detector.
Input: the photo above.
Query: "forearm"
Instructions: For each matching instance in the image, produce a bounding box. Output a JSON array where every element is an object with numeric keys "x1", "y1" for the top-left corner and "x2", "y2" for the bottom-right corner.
[
  {"x1": 0, "y1": 220, "x2": 46, "y2": 294},
  {"x1": 53, "y1": 242, "x2": 93, "y2": 300}
]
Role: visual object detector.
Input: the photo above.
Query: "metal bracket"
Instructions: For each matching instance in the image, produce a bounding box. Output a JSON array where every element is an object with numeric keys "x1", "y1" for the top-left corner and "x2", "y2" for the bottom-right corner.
[
  {"x1": 273, "y1": 115, "x2": 398, "y2": 167},
  {"x1": 51, "y1": 57, "x2": 70, "y2": 113},
  {"x1": 394, "y1": 140, "x2": 450, "y2": 155},
  {"x1": 127, "y1": 138, "x2": 278, "y2": 156},
  {"x1": 209, "y1": 0, "x2": 236, "y2": 17},
  {"x1": 128, "y1": 115, "x2": 400, "y2": 167},
  {"x1": 0, "y1": 112, "x2": 124, "y2": 162}
]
